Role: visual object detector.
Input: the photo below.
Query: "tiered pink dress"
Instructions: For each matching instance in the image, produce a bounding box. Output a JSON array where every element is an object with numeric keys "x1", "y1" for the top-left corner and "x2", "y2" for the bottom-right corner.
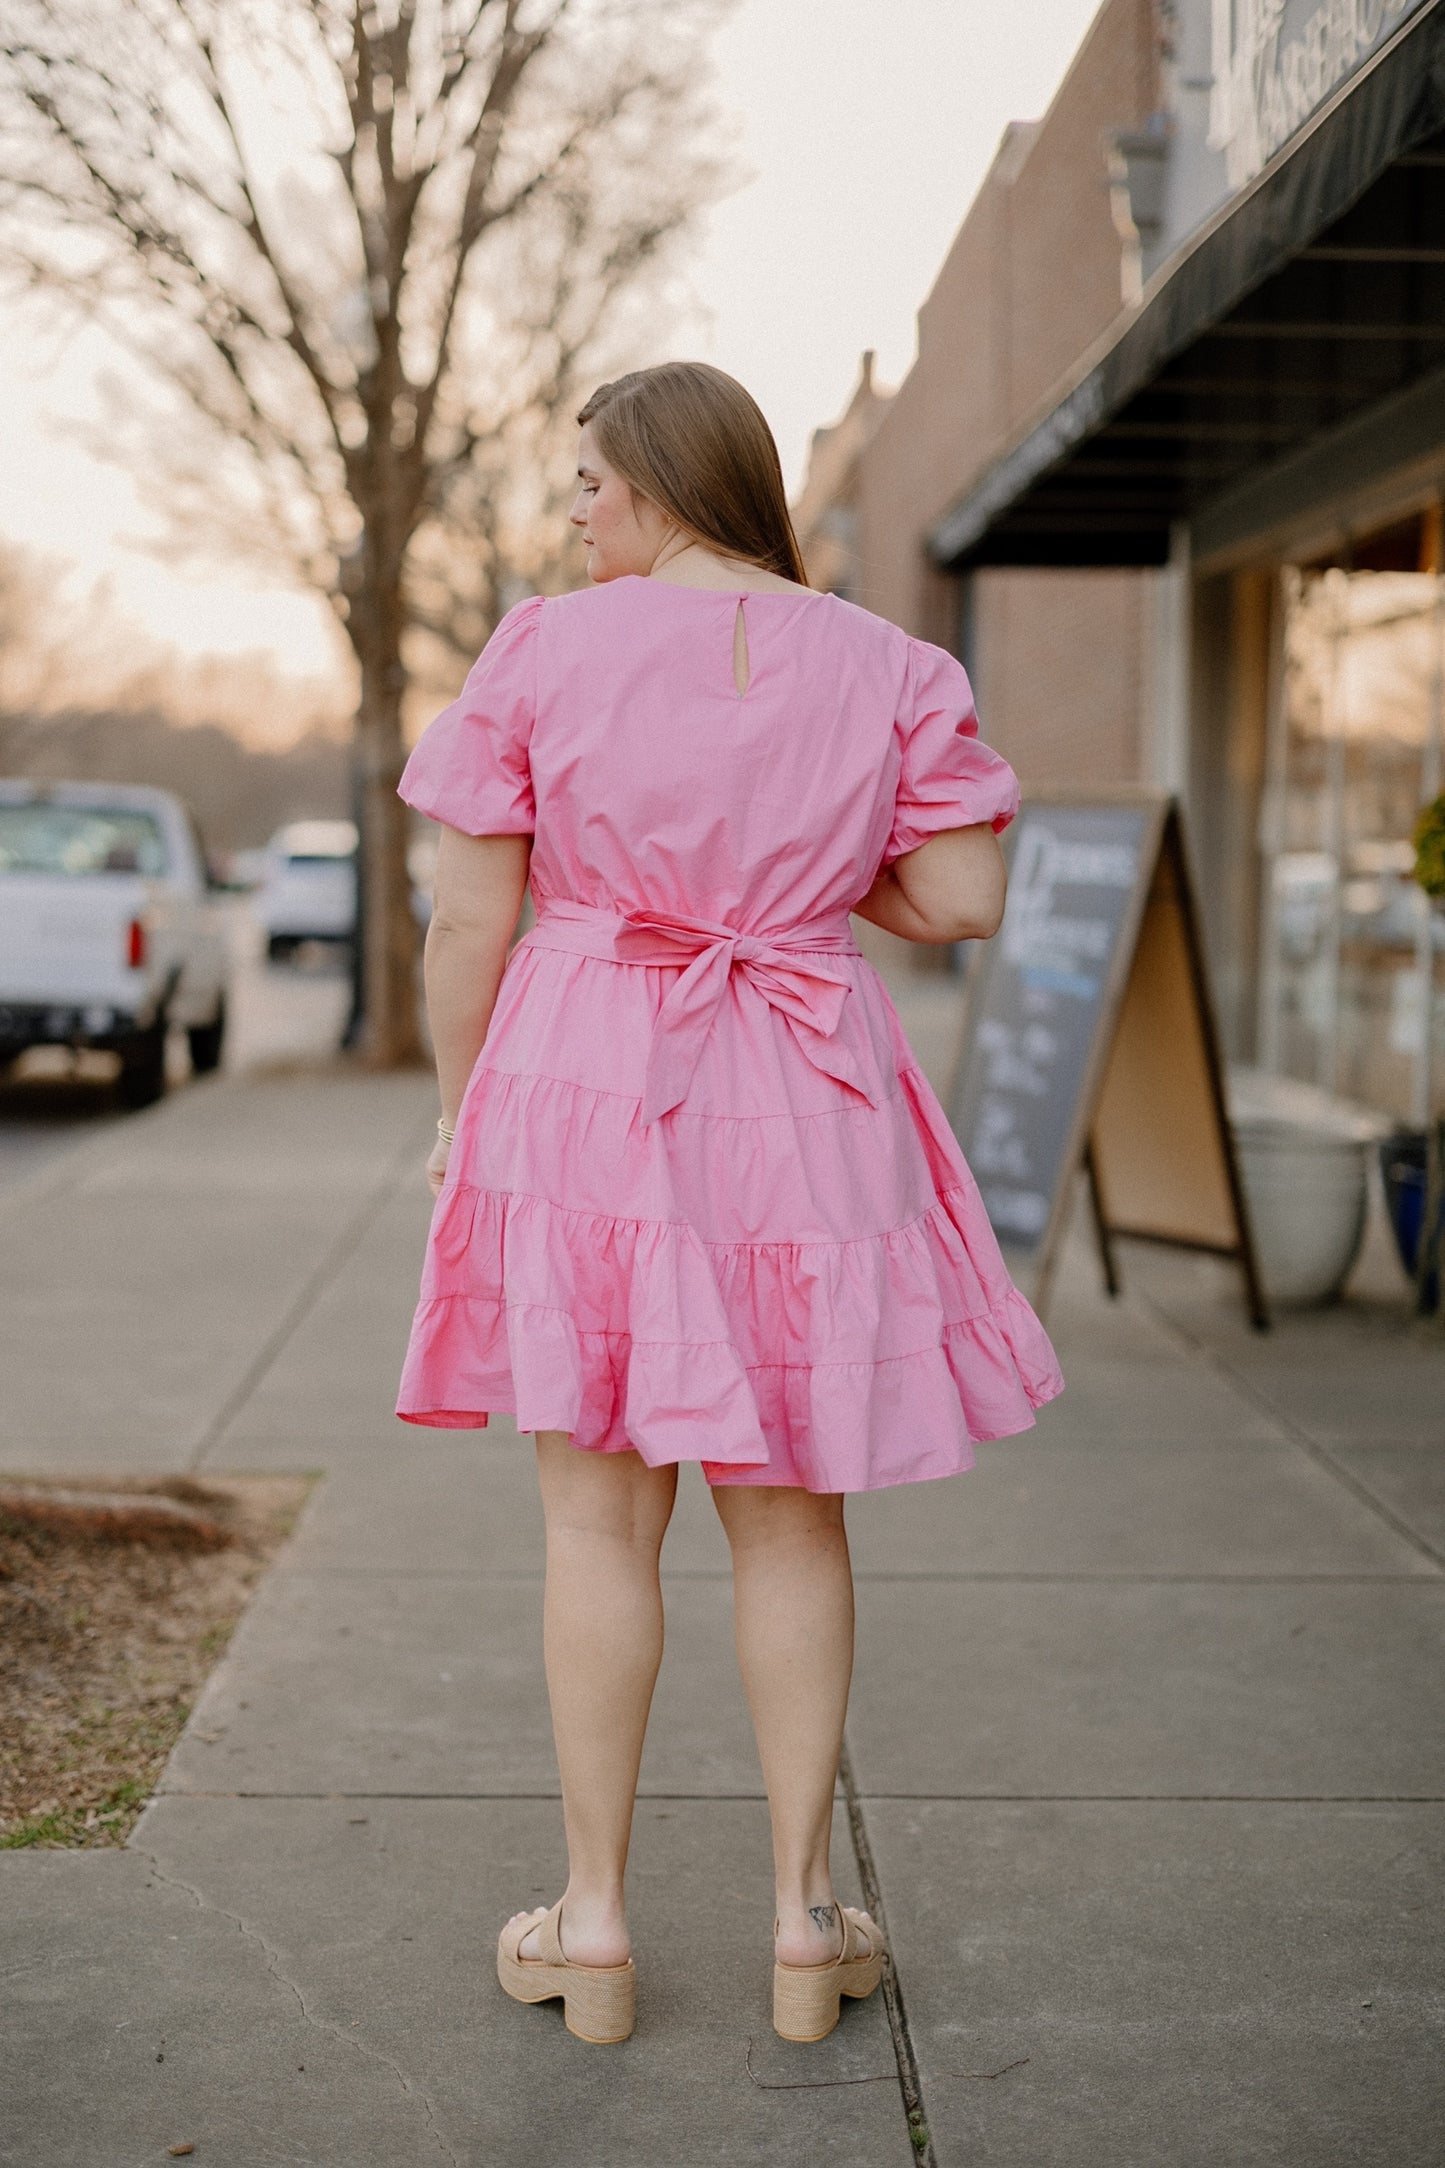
[{"x1": 396, "y1": 577, "x2": 1062, "y2": 1489}]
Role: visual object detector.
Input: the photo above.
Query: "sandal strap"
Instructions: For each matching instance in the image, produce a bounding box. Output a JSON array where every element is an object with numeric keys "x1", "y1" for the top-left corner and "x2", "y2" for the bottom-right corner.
[
  {"x1": 774, "y1": 1906, "x2": 878, "y2": 1968},
  {"x1": 841, "y1": 1908, "x2": 878, "y2": 1962},
  {"x1": 534, "y1": 1898, "x2": 566, "y2": 1965},
  {"x1": 498, "y1": 1913, "x2": 531, "y2": 1963},
  {"x1": 499, "y1": 1900, "x2": 565, "y2": 1965}
]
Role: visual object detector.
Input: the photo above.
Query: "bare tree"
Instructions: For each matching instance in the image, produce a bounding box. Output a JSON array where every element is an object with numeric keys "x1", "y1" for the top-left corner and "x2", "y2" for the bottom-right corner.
[{"x1": 0, "y1": 0, "x2": 728, "y2": 1060}]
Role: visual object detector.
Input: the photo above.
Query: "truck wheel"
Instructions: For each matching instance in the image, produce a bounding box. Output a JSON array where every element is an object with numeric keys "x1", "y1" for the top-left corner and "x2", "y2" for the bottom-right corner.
[
  {"x1": 187, "y1": 997, "x2": 227, "y2": 1074},
  {"x1": 117, "y1": 1021, "x2": 168, "y2": 1109}
]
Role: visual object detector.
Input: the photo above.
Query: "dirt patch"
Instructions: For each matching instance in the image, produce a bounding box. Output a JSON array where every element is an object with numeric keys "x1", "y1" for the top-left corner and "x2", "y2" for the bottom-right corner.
[{"x1": 0, "y1": 1473, "x2": 313, "y2": 1848}]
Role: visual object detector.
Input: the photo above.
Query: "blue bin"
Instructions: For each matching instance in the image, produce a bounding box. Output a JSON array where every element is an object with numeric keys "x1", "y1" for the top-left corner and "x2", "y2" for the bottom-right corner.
[{"x1": 1380, "y1": 1135, "x2": 1442, "y2": 1308}]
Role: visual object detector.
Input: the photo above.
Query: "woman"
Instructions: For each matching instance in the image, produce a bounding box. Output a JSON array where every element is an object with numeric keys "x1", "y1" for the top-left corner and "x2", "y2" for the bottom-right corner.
[{"x1": 396, "y1": 361, "x2": 1062, "y2": 2047}]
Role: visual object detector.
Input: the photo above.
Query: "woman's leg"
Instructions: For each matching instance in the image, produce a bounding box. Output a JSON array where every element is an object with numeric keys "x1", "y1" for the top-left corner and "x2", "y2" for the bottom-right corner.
[
  {"x1": 710, "y1": 1484, "x2": 860, "y2": 1966},
  {"x1": 510, "y1": 1432, "x2": 677, "y2": 1966}
]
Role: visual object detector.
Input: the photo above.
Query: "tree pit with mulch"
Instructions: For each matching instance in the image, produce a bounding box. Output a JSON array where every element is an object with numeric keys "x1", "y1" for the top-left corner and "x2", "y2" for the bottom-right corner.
[{"x1": 0, "y1": 1473, "x2": 313, "y2": 1848}]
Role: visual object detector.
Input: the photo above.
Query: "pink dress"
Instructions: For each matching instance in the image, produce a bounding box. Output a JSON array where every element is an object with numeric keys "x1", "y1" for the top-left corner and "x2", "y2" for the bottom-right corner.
[{"x1": 396, "y1": 578, "x2": 1063, "y2": 1490}]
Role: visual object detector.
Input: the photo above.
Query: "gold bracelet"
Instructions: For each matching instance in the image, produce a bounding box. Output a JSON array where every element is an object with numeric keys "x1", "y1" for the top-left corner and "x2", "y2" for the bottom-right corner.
[{"x1": 437, "y1": 1117, "x2": 456, "y2": 1146}]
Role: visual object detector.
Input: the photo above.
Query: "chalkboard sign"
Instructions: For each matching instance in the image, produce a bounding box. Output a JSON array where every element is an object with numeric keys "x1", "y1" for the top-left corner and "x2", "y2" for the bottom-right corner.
[
  {"x1": 950, "y1": 801, "x2": 1151, "y2": 1247},
  {"x1": 947, "y1": 793, "x2": 1266, "y2": 1326}
]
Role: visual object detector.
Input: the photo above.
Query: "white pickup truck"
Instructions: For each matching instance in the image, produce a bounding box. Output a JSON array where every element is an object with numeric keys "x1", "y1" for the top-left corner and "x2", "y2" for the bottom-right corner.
[{"x1": 0, "y1": 780, "x2": 229, "y2": 1108}]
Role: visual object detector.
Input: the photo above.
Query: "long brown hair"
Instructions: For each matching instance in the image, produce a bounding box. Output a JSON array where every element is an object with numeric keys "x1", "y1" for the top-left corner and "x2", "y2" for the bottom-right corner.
[{"x1": 577, "y1": 362, "x2": 808, "y2": 585}]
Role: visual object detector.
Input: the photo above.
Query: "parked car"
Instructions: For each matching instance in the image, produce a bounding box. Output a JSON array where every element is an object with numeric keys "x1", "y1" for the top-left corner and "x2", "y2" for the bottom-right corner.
[
  {"x1": 253, "y1": 819, "x2": 358, "y2": 960},
  {"x1": 0, "y1": 780, "x2": 229, "y2": 1107}
]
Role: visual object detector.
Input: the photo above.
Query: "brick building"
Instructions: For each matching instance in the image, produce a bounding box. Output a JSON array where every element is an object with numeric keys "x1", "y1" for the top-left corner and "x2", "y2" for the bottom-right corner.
[
  {"x1": 803, "y1": 0, "x2": 1445, "y2": 1123},
  {"x1": 792, "y1": 350, "x2": 889, "y2": 604}
]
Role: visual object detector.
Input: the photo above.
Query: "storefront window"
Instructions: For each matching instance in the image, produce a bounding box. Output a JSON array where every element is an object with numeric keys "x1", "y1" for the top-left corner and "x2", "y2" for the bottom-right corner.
[{"x1": 1259, "y1": 564, "x2": 1445, "y2": 1122}]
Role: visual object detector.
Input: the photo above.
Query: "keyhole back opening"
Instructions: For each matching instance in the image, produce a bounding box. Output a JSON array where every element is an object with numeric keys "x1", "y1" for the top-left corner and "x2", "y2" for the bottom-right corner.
[{"x1": 732, "y1": 600, "x2": 751, "y2": 697}]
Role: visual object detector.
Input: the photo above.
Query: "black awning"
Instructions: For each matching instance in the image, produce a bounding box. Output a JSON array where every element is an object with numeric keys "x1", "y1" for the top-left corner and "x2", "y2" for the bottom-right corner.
[{"x1": 931, "y1": 0, "x2": 1445, "y2": 570}]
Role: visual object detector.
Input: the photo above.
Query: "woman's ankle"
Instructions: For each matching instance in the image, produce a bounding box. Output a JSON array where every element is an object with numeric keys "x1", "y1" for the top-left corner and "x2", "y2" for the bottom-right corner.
[
  {"x1": 557, "y1": 1882, "x2": 632, "y2": 1965},
  {"x1": 774, "y1": 1889, "x2": 844, "y2": 1966}
]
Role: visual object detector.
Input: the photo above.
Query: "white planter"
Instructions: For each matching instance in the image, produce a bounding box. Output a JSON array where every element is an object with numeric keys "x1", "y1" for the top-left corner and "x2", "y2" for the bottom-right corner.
[{"x1": 1231, "y1": 1121, "x2": 1369, "y2": 1308}]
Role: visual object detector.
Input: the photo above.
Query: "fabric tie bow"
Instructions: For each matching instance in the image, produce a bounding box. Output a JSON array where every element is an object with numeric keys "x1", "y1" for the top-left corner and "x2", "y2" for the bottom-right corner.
[{"x1": 523, "y1": 900, "x2": 879, "y2": 1127}]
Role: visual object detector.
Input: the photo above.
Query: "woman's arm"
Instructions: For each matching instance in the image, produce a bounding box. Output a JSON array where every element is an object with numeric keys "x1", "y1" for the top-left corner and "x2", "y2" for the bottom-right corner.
[
  {"x1": 853, "y1": 823, "x2": 1007, "y2": 945},
  {"x1": 422, "y1": 825, "x2": 532, "y2": 1193}
]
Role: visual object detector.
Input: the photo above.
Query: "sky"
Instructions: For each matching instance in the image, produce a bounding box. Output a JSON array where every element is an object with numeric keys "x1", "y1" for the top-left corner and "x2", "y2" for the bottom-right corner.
[{"x1": 0, "y1": 0, "x2": 1103, "y2": 684}]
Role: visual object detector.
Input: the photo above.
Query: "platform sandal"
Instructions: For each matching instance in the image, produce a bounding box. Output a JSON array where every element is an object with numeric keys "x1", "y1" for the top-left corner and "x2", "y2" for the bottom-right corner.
[
  {"x1": 773, "y1": 1905, "x2": 885, "y2": 2043},
  {"x1": 496, "y1": 1900, "x2": 636, "y2": 2044}
]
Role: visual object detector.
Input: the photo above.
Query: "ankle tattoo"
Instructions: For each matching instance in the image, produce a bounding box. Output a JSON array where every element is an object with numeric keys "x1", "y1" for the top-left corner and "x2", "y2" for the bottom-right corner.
[{"x1": 807, "y1": 1904, "x2": 837, "y2": 1935}]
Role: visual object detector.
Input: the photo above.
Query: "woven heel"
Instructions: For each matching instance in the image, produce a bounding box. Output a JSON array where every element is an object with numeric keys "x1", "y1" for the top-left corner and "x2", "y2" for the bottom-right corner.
[
  {"x1": 497, "y1": 1901, "x2": 636, "y2": 2044},
  {"x1": 772, "y1": 1907, "x2": 884, "y2": 2043}
]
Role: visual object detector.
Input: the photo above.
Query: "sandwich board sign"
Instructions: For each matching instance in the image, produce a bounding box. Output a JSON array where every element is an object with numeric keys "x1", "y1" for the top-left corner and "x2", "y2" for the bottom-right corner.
[{"x1": 946, "y1": 791, "x2": 1268, "y2": 1327}]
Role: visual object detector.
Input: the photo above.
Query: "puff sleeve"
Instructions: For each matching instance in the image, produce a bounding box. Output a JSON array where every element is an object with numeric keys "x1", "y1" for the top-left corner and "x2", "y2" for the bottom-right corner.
[
  {"x1": 884, "y1": 636, "x2": 1020, "y2": 865},
  {"x1": 398, "y1": 596, "x2": 542, "y2": 835}
]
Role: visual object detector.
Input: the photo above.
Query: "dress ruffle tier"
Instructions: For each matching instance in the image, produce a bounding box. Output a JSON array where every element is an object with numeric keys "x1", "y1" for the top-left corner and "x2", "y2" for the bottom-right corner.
[{"x1": 398, "y1": 1055, "x2": 1064, "y2": 1492}]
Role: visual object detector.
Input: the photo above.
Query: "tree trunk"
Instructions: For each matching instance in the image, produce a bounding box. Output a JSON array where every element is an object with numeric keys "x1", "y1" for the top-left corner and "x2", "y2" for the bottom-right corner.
[{"x1": 353, "y1": 582, "x2": 425, "y2": 1069}]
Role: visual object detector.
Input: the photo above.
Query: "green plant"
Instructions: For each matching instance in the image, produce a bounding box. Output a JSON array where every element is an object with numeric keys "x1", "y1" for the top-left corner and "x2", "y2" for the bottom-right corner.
[{"x1": 1414, "y1": 794, "x2": 1445, "y2": 897}]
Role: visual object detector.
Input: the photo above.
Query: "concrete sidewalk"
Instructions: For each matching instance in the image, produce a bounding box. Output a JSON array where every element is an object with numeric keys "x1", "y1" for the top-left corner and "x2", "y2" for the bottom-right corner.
[{"x1": 2, "y1": 1055, "x2": 1442, "y2": 2166}]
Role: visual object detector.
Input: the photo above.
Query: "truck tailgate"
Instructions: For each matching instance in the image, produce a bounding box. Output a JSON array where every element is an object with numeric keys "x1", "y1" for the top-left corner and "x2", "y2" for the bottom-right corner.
[{"x1": 0, "y1": 873, "x2": 148, "y2": 1004}]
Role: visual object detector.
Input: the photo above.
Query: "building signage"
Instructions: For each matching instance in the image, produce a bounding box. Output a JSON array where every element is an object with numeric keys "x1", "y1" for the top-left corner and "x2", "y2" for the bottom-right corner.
[
  {"x1": 1121, "y1": 0, "x2": 1435, "y2": 283},
  {"x1": 1208, "y1": 0, "x2": 1429, "y2": 187}
]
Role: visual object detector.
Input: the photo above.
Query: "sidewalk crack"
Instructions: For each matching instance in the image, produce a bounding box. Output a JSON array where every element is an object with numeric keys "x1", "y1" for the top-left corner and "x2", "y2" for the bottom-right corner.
[
  {"x1": 839, "y1": 1739, "x2": 936, "y2": 2167},
  {"x1": 135, "y1": 1847, "x2": 459, "y2": 2166}
]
